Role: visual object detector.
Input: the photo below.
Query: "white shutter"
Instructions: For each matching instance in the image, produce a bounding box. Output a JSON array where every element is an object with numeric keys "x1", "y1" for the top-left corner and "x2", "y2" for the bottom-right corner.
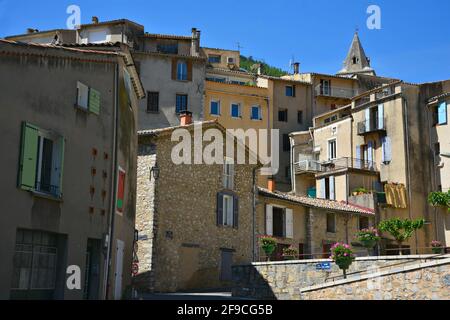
[
  {"x1": 378, "y1": 104, "x2": 384, "y2": 129},
  {"x1": 77, "y1": 82, "x2": 89, "y2": 109},
  {"x1": 329, "y1": 176, "x2": 335, "y2": 200},
  {"x1": 318, "y1": 178, "x2": 326, "y2": 199},
  {"x1": 285, "y1": 208, "x2": 293, "y2": 239},
  {"x1": 265, "y1": 204, "x2": 273, "y2": 236},
  {"x1": 365, "y1": 108, "x2": 371, "y2": 130}
]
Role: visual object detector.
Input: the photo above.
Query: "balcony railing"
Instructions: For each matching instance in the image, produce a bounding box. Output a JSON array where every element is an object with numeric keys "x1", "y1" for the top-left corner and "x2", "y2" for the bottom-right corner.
[
  {"x1": 295, "y1": 159, "x2": 323, "y2": 174},
  {"x1": 357, "y1": 118, "x2": 386, "y2": 135},
  {"x1": 295, "y1": 157, "x2": 378, "y2": 174},
  {"x1": 321, "y1": 157, "x2": 378, "y2": 172},
  {"x1": 35, "y1": 181, "x2": 61, "y2": 198},
  {"x1": 315, "y1": 85, "x2": 357, "y2": 99}
]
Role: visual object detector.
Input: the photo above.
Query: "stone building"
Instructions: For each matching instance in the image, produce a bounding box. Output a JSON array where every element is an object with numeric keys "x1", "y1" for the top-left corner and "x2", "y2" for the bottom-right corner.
[
  {"x1": 256, "y1": 180, "x2": 375, "y2": 261},
  {"x1": 0, "y1": 39, "x2": 144, "y2": 299},
  {"x1": 134, "y1": 114, "x2": 260, "y2": 292}
]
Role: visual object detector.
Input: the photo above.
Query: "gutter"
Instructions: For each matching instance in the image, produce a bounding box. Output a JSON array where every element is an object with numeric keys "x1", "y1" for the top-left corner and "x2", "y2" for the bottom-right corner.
[{"x1": 103, "y1": 63, "x2": 120, "y2": 299}]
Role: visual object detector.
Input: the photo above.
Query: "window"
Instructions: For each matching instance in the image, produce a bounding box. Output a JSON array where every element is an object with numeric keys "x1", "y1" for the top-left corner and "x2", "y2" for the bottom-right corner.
[
  {"x1": 230, "y1": 103, "x2": 241, "y2": 118},
  {"x1": 251, "y1": 105, "x2": 262, "y2": 120},
  {"x1": 208, "y1": 55, "x2": 221, "y2": 63},
  {"x1": 175, "y1": 94, "x2": 188, "y2": 113},
  {"x1": 11, "y1": 229, "x2": 59, "y2": 291},
  {"x1": 147, "y1": 92, "x2": 159, "y2": 113},
  {"x1": 319, "y1": 176, "x2": 335, "y2": 200},
  {"x1": 435, "y1": 143, "x2": 440, "y2": 156},
  {"x1": 217, "y1": 192, "x2": 238, "y2": 228},
  {"x1": 285, "y1": 85, "x2": 295, "y2": 97},
  {"x1": 320, "y1": 79, "x2": 331, "y2": 95},
  {"x1": 326, "y1": 213, "x2": 336, "y2": 233},
  {"x1": 77, "y1": 82, "x2": 101, "y2": 115},
  {"x1": 433, "y1": 102, "x2": 448, "y2": 125},
  {"x1": 210, "y1": 100, "x2": 220, "y2": 116},
  {"x1": 278, "y1": 108, "x2": 288, "y2": 122},
  {"x1": 18, "y1": 122, "x2": 64, "y2": 198},
  {"x1": 297, "y1": 111, "x2": 303, "y2": 124},
  {"x1": 283, "y1": 134, "x2": 290, "y2": 152},
  {"x1": 273, "y1": 207, "x2": 286, "y2": 238},
  {"x1": 359, "y1": 216, "x2": 370, "y2": 230},
  {"x1": 322, "y1": 242, "x2": 333, "y2": 259},
  {"x1": 227, "y1": 57, "x2": 235, "y2": 64},
  {"x1": 156, "y1": 42, "x2": 178, "y2": 54},
  {"x1": 220, "y1": 250, "x2": 233, "y2": 281},
  {"x1": 328, "y1": 139, "x2": 337, "y2": 160},
  {"x1": 223, "y1": 157, "x2": 234, "y2": 190},
  {"x1": 176, "y1": 61, "x2": 188, "y2": 81}
]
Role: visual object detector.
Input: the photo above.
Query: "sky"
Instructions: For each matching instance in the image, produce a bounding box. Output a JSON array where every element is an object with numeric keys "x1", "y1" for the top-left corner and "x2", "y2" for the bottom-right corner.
[{"x1": 0, "y1": 0, "x2": 449, "y2": 83}]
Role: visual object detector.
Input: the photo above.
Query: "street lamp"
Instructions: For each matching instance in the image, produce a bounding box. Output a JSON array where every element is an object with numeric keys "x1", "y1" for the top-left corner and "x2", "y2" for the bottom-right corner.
[{"x1": 150, "y1": 163, "x2": 160, "y2": 180}]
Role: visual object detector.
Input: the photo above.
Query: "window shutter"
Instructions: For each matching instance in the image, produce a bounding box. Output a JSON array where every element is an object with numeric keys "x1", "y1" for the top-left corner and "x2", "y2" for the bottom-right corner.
[
  {"x1": 187, "y1": 60, "x2": 193, "y2": 81},
  {"x1": 265, "y1": 204, "x2": 273, "y2": 236},
  {"x1": 216, "y1": 192, "x2": 224, "y2": 226},
  {"x1": 51, "y1": 136, "x2": 65, "y2": 196},
  {"x1": 171, "y1": 58, "x2": 177, "y2": 80},
  {"x1": 77, "y1": 82, "x2": 89, "y2": 109},
  {"x1": 329, "y1": 176, "x2": 335, "y2": 200},
  {"x1": 365, "y1": 108, "x2": 371, "y2": 130},
  {"x1": 438, "y1": 102, "x2": 447, "y2": 124},
  {"x1": 89, "y1": 88, "x2": 101, "y2": 115},
  {"x1": 318, "y1": 178, "x2": 326, "y2": 199},
  {"x1": 377, "y1": 104, "x2": 384, "y2": 129},
  {"x1": 292, "y1": 85, "x2": 296, "y2": 97},
  {"x1": 285, "y1": 208, "x2": 293, "y2": 239},
  {"x1": 367, "y1": 141, "x2": 373, "y2": 163},
  {"x1": 384, "y1": 136, "x2": 392, "y2": 163},
  {"x1": 233, "y1": 195, "x2": 239, "y2": 228},
  {"x1": 356, "y1": 145, "x2": 361, "y2": 168},
  {"x1": 18, "y1": 122, "x2": 39, "y2": 191}
]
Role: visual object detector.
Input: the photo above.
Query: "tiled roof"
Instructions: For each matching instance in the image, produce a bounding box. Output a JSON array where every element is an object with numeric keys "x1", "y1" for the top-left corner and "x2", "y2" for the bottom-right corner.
[
  {"x1": 259, "y1": 74, "x2": 311, "y2": 85},
  {"x1": 138, "y1": 120, "x2": 219, "y2": 136},
  {"x1": 80, "y1": 19, "x2": 144, "y2": 29},
  {"x1": 428, "y1": 92, "x2": 450, "y2": 103},
  {"x1": 258, "y1": 187, "x2": 374, "y2": 215},
  {"x1": 140, "y1": 33, "x2": 192, "y2": 40}
]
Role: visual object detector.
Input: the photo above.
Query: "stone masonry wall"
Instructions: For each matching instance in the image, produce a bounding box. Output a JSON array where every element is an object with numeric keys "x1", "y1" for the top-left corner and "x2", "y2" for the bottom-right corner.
[{"x1": 232, "y1": 255, "x2": 449, "y2": 299}]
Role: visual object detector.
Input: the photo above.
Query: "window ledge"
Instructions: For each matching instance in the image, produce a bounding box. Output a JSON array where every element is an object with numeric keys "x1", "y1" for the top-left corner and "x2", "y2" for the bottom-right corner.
[
  {"x1": 74, "y1": 104, "x2": 89, "y2": 112},
  {"x1": 30, "y1": 190, "x2": 63, "y2": 202}
]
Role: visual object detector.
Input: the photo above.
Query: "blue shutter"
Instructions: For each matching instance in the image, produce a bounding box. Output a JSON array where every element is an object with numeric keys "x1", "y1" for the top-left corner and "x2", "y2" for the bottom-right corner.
[
  {"x1": 383, "y1": 136, "x2": 392, "y2": 163},
  {"x1": 329, "y1": 176, "x2": 335, "y2": 200},
  {"x1": 378, "y1": 104, "x2": 384, "y2": 129},
  {"x1": 365, "y1": 108, "x2": 371, "y2": 131},
  {"x1": 438, "y1": 102, "x2": 447, "y2": 125}
]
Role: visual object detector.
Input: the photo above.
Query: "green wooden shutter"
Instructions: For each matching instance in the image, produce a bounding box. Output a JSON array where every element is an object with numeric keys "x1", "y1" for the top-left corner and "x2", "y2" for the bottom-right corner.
[
  {"x1": 89, "y1": 88, "x2": 101, "y2": 115},
  {"x1": 58, "y1": 137, "x2": 65, "y2": 196},
  {"x1": 19, "y1": 122, "x2": 39, "y2": 190}
]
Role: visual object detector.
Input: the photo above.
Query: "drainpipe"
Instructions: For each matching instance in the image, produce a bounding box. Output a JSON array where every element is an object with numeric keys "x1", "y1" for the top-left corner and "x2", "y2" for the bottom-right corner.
[
  {"x1": 252, "y1": 167, "x2": 259, "y2": 261},
  {"x1": 103, "y1": 63, "x2": 120, "y2": 300},
  {"x1": 403, "y1": 98, "x2": 418, "y2": 253}
]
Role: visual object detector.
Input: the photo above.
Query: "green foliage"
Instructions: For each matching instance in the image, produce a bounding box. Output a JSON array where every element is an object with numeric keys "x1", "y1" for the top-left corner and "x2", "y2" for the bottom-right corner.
[
  {"x1": 378, "y1": 217, "x2": 425, "y2": 244},
  {"x1": 259, "y1": 236, "x2": 277, "y2": 257},
  {"x1": 428, "y1": 191, "x2": 450, "y2": 212},
  {"x1": 240, "y1": 55, "x2": 287, "y2": 77},
  {"x1": 282, "y1": 245, "x2": 298, "y2": 259},
  {"x1": 353, "y1": 187, "x2": 370, "y2": 194}
]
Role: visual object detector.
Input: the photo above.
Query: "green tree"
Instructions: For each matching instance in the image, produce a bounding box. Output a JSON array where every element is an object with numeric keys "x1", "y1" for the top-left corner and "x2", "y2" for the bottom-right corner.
[
  {"x1": 428, "y1": 191, "x2": 450, "y2": 212},
  {"x1": 239, "y1": 55, "x2": 287, "y2": 77},
  {"x1": 378, "y1": 218, "x2": 425, "y2": 255}
]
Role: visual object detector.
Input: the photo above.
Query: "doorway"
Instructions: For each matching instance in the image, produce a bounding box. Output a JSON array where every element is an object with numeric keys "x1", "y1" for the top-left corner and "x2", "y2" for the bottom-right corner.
[{"x1": 114, "y1": 239, "x2": 124, "y2": 300}]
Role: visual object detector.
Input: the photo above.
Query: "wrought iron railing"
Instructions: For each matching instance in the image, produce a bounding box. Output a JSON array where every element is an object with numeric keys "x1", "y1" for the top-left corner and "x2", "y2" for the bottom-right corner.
[
  {"x1": 35, "y1": 181, "x2": 60, "y2": 198},
  {"x1": 315, "y1": 85, "x2": 357, "y2": 99},
  {"x1": 321, "y1": 157, "x2": 378, "y2": 172},
  {"x1": 357, "y1": 117, "x2": 386, "y2": 135},
  {"x1": 295, "y1": 160, "x2": 323, "y2": 173}
]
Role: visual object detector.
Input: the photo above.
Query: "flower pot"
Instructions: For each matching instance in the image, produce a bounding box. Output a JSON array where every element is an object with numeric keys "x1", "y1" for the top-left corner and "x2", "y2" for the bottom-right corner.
[
  {"x1": 360, "y1": 239, "x2": 377, "y2": 249},
  {"x1": 432, "y1": 247, "x2": 443, "y2": 254},
  {"x1": 335, "y1": 256, "x2": 353, "y2": 271}
]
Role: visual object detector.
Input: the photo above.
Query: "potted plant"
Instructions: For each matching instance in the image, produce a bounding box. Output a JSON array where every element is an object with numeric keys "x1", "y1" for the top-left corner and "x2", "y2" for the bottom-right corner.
[
  {"x1": 282, "y1": 245, "x2": 298, "y2": 260},
  {"x1": 431, "y1": 240, "x2": 444, "y2": 254},
  {"x1": 259, "y1": 236, "x2": 277, "y2": 261},
  {"x1": 330, "y1": 243, "x2": 355, "y2": 279},
  {"x1": 356, "y1": 227, "x2": 380, "y2": 253},
  {"x1": 428, "y1": 191, "x2": 450, "y2": 212},
  {"x1": 378, "y1": 217, "x2": 425, "y2": 255},
  {"x1": 352, "y1": 187, "x2": 369, "y2": 196}
]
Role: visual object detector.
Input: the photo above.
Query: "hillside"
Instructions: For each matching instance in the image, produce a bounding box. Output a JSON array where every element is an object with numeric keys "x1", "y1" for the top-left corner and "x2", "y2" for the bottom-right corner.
[{"x1": 240, "y1": 55, "x2": 287, "y2": 77}]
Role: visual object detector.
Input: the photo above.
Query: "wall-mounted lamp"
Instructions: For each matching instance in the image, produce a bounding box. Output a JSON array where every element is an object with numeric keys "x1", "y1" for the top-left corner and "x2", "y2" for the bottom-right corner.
[{"x1": 150, "y1": 163, "x2": 160, "y2": 180}]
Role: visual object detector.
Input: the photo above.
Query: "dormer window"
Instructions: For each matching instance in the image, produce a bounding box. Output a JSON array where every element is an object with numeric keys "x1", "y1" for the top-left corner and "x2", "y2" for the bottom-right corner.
[{"x1": 352, "y1": 56, "x2": 359, "y2": 64}]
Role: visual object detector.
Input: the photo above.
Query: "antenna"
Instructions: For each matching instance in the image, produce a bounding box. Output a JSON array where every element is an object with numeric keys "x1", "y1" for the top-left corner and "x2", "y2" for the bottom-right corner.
[
  {"x1": 236, "y1": 42, "x2": 244, "y2": 52},
  {"x1": 289, "y1": 55, "x2": 295, "y2": 73}
]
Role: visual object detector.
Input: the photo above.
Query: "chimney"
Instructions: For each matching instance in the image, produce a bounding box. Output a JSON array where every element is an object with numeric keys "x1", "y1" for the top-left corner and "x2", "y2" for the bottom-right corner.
[
  {"x1": 257, "y1": 63, "x2": 263, "y2": 75},
  {"x1": 293, "y1": 62, "x2": 300, "y2": 74},
  {"x1": 267, "y1": 176, "x2": 275, "y2": 192},
  {"x1": 180, "y1": 111, "x2": 193, "y2": 126},
  {"x1": 191, "y1": 28, "x2": 200, "y2": 57},
  {"x1": 92, "y1": 16, "x2": 99, "y2": 24}
]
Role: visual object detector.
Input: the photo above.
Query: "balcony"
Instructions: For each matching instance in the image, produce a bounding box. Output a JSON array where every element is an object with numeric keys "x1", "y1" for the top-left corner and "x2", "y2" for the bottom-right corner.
[
  {"x1": 320, "y1": 157, "x2": 378, "y2": 173},
  {"x1": 294, "y1": 159, "x2": 323, "y2": 174},
  {"x1": 315, "y1": 85, "x2": 357, "y2": 99},
  {"x1": 357, "y1": 118, "x2": 386, "y2": 135}
]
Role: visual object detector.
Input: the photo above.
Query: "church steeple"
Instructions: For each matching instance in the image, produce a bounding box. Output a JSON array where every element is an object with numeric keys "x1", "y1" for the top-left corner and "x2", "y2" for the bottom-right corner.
[{"x1": 337, "y1": 31, "x2": 375, "y2": 76}]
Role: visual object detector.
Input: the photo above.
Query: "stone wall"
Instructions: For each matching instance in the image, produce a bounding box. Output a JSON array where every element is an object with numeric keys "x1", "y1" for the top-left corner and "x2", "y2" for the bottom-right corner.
[{"x1": 232, "y1": 255, "x2": 450, "y2": 299}]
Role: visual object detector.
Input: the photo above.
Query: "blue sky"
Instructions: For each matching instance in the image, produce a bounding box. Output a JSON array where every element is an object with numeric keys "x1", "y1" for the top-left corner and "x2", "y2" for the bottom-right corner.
[{"x1": 1, "y1": 0, "x2": 449, "y2": 83}]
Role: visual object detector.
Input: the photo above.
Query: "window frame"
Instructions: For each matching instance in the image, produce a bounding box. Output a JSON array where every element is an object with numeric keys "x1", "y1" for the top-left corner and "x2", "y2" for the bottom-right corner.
[
  {"x1": 176, "y1": 60, "x2": 188, "y2": 81},
  {"x1": 222, "y1": 194, "x2": 234, "y2": 226},
  {"x1": 285, "y1": 85, "x2": 295, "y2": 97},
  {"x1": 175, "y1": 94, "x2": 188, "y2": 114},
  {"x1": 251, "y1": 105, "x2": 262, "y2": 120},
  {"x1": 327, "y1": 138, "x2": 337, "y2": 160},
  {"x1": 146, "y1": 91, "x2": 159, "y2": 113},
  {"x1": 210, "y1": 99, "x2": 221, "y2": 116},
  {"x1": 223, "y1": 157, "x2": 234, "y2": 190},
  {"x1": 297, "y1": 110, "x2": 303, "y2": 124},
  {"x1": 326, "y1": 212, "x2": 336, "y2": 233},
  {"x1": 230, "y1": 102, "x2": 241, "y2": 118},
  {"x1": 278, "y1": 108, "x2": 288, "y2": 122}
]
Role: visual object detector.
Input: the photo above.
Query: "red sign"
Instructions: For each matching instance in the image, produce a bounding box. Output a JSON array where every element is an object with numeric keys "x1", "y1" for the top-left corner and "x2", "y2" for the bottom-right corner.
[
  {"x1": 132, "y1": 263, "x2": 139, "y2": 276},
  {"x1": 117, "y1": 167, "x2": 126, "y2": 214}
]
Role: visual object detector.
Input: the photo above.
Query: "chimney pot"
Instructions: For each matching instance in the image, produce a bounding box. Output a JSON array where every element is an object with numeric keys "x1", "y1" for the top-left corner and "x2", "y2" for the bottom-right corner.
[
  {"x1": 293, "y1": 62, "x2": 300, "y2": 74},
  {"x1": 180, "y1": 111, "x2": 193, "y2": 126},
  {"x1": 268, "y1": 176, "x2": 275, "y2": 192},
  {"x1": 92, "y1": 16, "x2": 99, "y2": 24}
]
